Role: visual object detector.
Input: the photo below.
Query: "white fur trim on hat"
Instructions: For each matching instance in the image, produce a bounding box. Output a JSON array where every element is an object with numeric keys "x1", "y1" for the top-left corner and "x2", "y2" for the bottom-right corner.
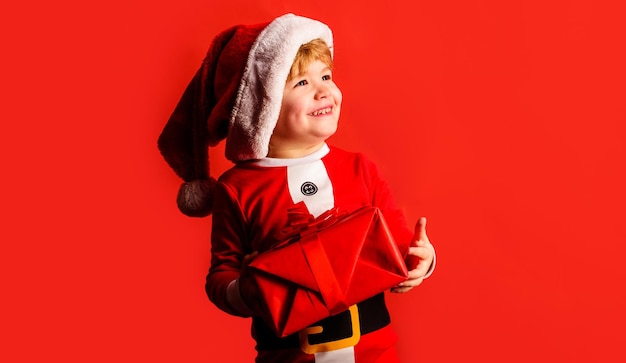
[{"x1": 225, "y1": 13, "x2": 334, "y2": 161}]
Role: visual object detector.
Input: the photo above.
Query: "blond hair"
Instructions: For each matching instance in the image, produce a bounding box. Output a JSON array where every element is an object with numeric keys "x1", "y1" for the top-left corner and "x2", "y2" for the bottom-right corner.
[{"x1": 287, "y1": 39, "x2": 333, "y2": 82}]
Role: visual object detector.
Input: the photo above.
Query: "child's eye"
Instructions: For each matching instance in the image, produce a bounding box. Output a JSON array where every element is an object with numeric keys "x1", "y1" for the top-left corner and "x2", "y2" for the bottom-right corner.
[
  {"x1": 322, "y1": 75, "x2": 332, "y2": 81},
  {"x1": 296, "y1": 80, "x2": 308, "y2": 87}
]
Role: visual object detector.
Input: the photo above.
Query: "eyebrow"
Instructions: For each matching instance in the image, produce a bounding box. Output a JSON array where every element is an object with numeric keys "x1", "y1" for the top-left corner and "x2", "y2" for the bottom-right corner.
[
  {"x1": 291, "y1": 64, "x2": 333, "y2": 82},
  {"x1": 298, "y1": 66, "x2": 332, "y2": 77}
]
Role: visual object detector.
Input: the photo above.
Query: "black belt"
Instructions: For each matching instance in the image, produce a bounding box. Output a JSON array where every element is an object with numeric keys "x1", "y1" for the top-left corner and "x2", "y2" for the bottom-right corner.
[{"x1": 253, "y1": 293, "x2": 390, "y2": 351}]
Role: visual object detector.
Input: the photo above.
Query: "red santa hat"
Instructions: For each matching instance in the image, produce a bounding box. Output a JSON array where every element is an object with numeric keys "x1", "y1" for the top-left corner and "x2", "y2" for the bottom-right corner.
[{"x1": 157, "y1": 13, "x2": 334, "y2": 217}]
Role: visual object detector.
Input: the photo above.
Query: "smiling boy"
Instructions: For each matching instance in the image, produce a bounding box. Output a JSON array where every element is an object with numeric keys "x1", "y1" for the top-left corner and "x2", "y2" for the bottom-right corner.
[
  {"x1": 268, "y1": 39, "x2": 341, "y2": 159},
  {"x1": 158, "y1": 14, "x2": 435, "y2": 363}
]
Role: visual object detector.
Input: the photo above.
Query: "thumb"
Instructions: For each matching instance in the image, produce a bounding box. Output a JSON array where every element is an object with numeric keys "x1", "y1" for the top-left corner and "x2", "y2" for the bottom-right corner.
[{"x1": 413, "y1": 217, "x2": 428, "y2": 244}]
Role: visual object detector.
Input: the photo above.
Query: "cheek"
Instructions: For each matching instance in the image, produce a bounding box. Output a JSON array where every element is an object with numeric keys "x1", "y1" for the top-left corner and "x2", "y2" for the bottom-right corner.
[
  {"x1": 275, "y1": 103, "x2": 302, "y2": 134},
  {"x1": 333, "y1": 87, "x2": 343, "y2": 106},
  {"x1": 279, "y1": 94, "x2": 306, "y2": 117}
]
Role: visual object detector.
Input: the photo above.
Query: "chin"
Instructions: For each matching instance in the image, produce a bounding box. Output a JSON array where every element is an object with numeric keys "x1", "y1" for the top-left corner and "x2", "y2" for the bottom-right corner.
[{"x1": 320, "y1": 127, "x2": 338, "y2": 139}]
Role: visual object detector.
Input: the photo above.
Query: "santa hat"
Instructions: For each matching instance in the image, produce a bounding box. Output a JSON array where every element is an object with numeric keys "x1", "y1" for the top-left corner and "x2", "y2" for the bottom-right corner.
[{"x1": 157, "y1": 13, "x2": 334, "y2": 217}]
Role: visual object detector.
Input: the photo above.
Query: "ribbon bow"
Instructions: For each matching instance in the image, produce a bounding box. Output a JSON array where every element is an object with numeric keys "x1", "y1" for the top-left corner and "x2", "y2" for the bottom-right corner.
[{"x1": 273, "y1": 202, "x2": 344, "y2": 250}]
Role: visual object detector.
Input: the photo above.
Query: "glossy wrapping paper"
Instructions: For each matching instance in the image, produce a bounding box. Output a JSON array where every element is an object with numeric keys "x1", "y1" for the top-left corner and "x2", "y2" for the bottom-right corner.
[{"x1": 248, "y1": 206, "x2": 409, "y2": 337}]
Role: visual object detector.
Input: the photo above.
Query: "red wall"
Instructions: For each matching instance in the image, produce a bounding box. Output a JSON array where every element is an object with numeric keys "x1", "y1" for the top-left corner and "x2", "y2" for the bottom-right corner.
[{"x1": 3, "y1": 0, "x2": 625, "y2": 361}]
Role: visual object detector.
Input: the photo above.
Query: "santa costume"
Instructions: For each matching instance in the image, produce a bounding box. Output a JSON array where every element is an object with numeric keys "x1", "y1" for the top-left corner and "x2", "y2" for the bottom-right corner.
[{"x1": 158, "y1": 13, "x2": 431, "y2": 363}]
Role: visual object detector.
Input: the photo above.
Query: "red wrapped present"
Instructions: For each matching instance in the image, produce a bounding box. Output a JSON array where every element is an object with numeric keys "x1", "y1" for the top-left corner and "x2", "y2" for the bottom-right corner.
[{"x1": 247, "y1": 206, "x2": 408, "y2": 337}]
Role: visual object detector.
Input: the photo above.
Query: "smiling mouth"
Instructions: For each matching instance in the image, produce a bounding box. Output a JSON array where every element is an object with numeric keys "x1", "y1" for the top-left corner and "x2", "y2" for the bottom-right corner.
[{"x1": 311, "y1": 107, "x2": 332, "y2": 116}]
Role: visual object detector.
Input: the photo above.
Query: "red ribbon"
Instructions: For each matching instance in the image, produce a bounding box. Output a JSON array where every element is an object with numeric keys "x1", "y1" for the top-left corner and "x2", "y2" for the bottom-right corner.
[{"x1": 273, "y1": 202, "x2": 344, "y2": 250}]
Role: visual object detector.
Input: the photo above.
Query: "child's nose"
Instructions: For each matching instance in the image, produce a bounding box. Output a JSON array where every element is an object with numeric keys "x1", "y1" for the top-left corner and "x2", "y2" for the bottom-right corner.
[{"x1": 315, "y1": 84, "x2": 330, "y2": 99}]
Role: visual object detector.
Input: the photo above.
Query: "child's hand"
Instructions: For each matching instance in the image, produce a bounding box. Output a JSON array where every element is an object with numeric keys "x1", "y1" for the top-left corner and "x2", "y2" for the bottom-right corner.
[{"x1": 391, "y1": 217, "x2": 434, "y2": 293}]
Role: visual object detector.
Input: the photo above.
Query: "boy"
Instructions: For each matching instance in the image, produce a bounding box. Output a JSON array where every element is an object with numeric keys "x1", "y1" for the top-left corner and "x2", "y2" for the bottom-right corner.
[{"x1": 158, "y1": 13, "x2": 435, "y2": 363}]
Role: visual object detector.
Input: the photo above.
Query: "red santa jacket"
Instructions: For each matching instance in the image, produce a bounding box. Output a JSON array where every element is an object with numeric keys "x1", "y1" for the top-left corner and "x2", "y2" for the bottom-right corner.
[{"x1": 206, "y1": 144, "x2": 414, "y2": 316}]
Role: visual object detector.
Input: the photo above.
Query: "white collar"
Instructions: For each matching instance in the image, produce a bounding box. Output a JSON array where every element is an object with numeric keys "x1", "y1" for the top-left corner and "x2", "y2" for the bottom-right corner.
[{"x1": 253, "y1": 144, "x2": 330, "y2": 167}]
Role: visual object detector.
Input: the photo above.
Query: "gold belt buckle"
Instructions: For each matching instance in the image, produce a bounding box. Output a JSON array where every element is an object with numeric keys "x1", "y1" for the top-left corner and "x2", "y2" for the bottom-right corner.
[{"x1": 298, "y1": 305, "x2": 361, "y2": 354}]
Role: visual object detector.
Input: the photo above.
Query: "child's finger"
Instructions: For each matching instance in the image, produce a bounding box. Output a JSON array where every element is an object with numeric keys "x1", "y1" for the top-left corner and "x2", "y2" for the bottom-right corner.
[
  {"x1": 408, "y1": 246, "x2": 431, "y2": 260},
  {"x1": 415, "y1": 217, "x2": 429, "y2": 243}
]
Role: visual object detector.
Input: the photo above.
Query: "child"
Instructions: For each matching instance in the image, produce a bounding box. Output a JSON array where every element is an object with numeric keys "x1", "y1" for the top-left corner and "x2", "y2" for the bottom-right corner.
[{"x1": 158, "y1": 13, "x2": 435, "y2": 363}]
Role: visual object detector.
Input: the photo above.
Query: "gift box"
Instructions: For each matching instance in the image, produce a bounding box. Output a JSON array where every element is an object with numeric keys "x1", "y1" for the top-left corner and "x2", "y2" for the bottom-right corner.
[{"x1": 247, "y1": 206, "x2": 409, "y2": 337}]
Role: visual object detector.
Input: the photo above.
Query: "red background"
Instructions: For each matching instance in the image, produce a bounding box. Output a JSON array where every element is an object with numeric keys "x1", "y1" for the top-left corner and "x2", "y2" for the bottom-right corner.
[{"x1": 2, "y1": 0, "x2": 625, "y2": 362}]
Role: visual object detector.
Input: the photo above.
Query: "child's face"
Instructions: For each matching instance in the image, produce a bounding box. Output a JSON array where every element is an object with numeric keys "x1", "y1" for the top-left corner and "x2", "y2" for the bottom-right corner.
[{"x1": 268, "y1": 60, "x2": 342, "y2": 157}]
